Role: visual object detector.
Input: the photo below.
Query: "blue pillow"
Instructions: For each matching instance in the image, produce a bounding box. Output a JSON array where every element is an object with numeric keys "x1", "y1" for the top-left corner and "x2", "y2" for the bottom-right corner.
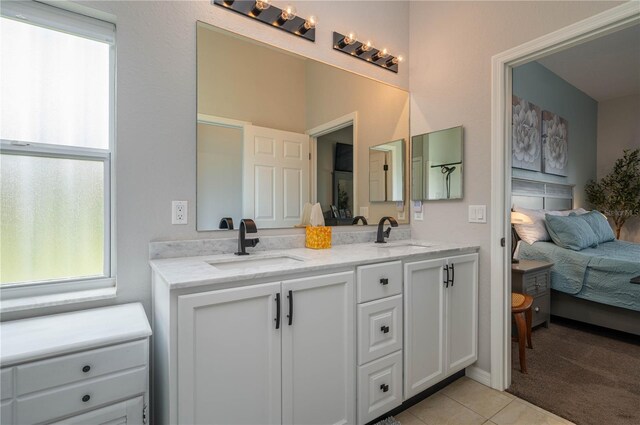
[
  {"x1": 570, "y1": 210, "x2": 615, "y2": 244},
  {"x1": 544, "y1": 214, "x2": 599, "y2": 251}
]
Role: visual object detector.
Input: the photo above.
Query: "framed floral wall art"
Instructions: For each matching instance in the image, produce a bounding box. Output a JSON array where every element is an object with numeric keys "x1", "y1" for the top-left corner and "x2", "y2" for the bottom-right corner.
[
  {"x1": 542, "y1": 111, "x2": 569, "y2": 176},
  {"x1": 512, "y1": 96, "x2": 542, "y2": 172}
]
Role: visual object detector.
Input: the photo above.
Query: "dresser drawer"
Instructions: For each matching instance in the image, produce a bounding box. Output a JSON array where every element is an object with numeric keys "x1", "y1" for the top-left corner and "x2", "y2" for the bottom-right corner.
[
  {"x1": 1, "y1": 400, "x2": 12, "y2": 425},
  {"x1": 531, "y1": 294, "x2": 550, "y2": 328},
  {"x1": 357, "y1": 261, "x2": 402, "y2": 303},
  {"x1": 16, "y1": 366, "x2": 146, "y2": 425},
  {"x1": 16, "y1": 340, "x2": 147, "y2": 396},
  {"x1": 1, "y1": 368, "x2": 13, "y2": 400},
  {"x1": 358, "y1": 295, "x2": 403, "y2": 365},
  {"x1": 357, "y1": 351, "x2": 403, "y2": 425},
  {"x1": 523, "y1": 271, "x2": 549, "y2": 295}
]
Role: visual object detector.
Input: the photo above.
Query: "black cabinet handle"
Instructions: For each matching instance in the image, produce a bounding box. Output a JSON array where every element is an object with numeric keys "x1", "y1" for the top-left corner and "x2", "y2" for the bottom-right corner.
[
  {"x1": 380, "y1": 384, "x2": 389, "y2": 393},
  {"x1": 287, "y1": 290, "x2": 293, "y2": 326},
  {"x1": 449, "y1": 263, "x2": 455, "y2": 286},
  {"x1": 82, "y1": 365, "x2": 91, "y2": 373},
  {"x1": 444, "y1": 265, "x2": 449, "y2": 288},
  {"x1": 275, "y1": 293, "x2": 281, "y2": 329},
  {"x1": 380, "y1": 325, "x2": 390, "y2": 334},
  {"x1": 82, "y1": 394, "x2": 91, "y2": 403},
  {"x1": 380, "y1": 278, "x2": 389, "y2": 285}
]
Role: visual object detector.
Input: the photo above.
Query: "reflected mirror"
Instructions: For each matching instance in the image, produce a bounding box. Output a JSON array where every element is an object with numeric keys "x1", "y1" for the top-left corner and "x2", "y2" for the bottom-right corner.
[
  {"x1": 412, "y1": 126, "x2": 463, "y2": 200},
  {"x1": 369, "y1": 140, "x2": 405, "y2": 202},
  {"x1": 196, "y1": 22, "x2": 409, "y2": 230}
]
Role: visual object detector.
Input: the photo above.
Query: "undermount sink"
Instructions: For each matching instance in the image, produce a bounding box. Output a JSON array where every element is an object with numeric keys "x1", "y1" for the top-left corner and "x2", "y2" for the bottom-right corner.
[
  {"x1": 207, "y1": 254, "x2": 306, "y2": 270},
  {"x1": 376, "y1": 242, "x2": 433, "y2": 249}
]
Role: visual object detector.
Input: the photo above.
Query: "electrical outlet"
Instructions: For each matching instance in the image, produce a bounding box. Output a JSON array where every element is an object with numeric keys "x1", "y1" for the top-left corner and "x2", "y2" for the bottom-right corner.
[
  {"x1": 414, "y1": 211, "x2": 424, "y2": 221},
  {"x1": 172, "y1": 201, "x2": 188, "y2": 224},
  {"x1": 468, "y1": 205, "x2": 486, "y2": 223}
]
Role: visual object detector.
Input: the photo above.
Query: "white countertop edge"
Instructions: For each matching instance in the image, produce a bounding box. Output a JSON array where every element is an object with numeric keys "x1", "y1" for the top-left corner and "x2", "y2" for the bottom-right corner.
[
  {"x1": 0, "y1": 286, "x2": 118, "y2": 314},
  {"x1": 1, "y1": 303, "x2": 152, "y2": 367},
  {"x1": 150, "y1": 240, "x2": 480, "y2": 290}
]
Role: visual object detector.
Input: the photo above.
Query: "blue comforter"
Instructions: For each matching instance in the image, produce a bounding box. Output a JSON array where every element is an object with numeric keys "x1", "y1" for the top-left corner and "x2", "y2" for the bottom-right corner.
[{"x1": 519, "y1": 240, "x2": 640, "y2": 311}]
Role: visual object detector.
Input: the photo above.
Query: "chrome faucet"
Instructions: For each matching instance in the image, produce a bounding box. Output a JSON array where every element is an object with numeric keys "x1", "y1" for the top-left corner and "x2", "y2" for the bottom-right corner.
[
  {"x1": 352, "y1": 216, "x2": 368, "y2": 225},
  {"x1": 236, "y1": 219, "x2": 260, "y2": 255},
  {"x1": 375, "y1": 216, "x2": 398, "y2": 243}
]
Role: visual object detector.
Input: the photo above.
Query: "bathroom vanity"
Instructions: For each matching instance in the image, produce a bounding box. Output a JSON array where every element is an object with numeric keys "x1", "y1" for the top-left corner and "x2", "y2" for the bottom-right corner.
[{"x1": 150, "y1": 240, "x2": 478, "y2": 425}]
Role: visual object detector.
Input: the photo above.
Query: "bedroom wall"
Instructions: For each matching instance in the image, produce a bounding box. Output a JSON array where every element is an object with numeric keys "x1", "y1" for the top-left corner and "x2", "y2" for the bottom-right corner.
[
  {"x1": 597, "y1": 93, "x2": 640, "y2": 242},
  {"x1": 409, "y1": 0, "x2": 623, "y2": 375},
  {"x1": 512, "y1": 61, "x2": 598, "y2": 208}
]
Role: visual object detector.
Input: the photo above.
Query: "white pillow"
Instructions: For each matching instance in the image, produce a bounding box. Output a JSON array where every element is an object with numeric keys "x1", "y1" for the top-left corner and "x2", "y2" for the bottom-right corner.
[{"x1": 512, "y1": 207, "x2": 551, "y2": 245}]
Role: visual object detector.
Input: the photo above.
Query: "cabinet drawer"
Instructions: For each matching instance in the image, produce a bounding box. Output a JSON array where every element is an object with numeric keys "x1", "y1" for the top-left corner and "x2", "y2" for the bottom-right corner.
[
  {"x1": 358, "y1": 295, "x2": 403, "y2": 365},
  {"x1": 16, "y1": 366, "x2": 146, "y2": 425},
  {"x1": 1, "y1": 368, "x2": 13, "y2": 400},
  {"x1": 531, "y1": 294, "x2": 550, "y2": 327},
  {"x1": 16, "y1": 339, "x2": 147, "y2": 396},
  {"x1": 357, "y1": 261, "x2": 402, "y2": 303},
  {"x1": 357, "y1": 351, "x2": 402, "y2": 425},
  {"x1": 523, "y1": 271, "x2": 548, "y2": 295}
]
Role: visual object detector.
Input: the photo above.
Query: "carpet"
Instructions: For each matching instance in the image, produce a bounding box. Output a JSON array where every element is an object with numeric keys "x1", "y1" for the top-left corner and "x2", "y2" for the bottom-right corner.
[{"x1": 507, "y1": 318, "x2": 640, "y2": 425}]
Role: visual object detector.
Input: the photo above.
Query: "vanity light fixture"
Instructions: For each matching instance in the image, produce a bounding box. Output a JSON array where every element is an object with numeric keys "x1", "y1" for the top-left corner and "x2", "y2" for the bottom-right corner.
[
  {"x1": 333, "y1": 32, "x2": 401, "y2": 73},
  {"x1": 213, "y1": 0, "x2": 316, "y2": 42}
]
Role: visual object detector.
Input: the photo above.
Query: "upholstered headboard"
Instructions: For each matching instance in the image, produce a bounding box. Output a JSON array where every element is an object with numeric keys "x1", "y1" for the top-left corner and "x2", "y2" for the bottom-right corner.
[{"x1": 511, "y1": 178, "x2": 574, "y2": 210}]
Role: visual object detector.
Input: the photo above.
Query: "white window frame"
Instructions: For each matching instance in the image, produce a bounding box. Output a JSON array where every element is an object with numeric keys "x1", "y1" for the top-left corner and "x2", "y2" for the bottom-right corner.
[{"x1": 0, "y1": 1, "x2": 116, "y2": 307}]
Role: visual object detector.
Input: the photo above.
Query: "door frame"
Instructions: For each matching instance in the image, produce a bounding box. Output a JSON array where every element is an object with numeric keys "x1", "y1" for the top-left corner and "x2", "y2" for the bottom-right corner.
[
  {"x1": 489, "y1": 2, "x2": 640, "y2": 391},
  {"x1": 307, "y1": 112, "x2": 359, "y2": 211}
]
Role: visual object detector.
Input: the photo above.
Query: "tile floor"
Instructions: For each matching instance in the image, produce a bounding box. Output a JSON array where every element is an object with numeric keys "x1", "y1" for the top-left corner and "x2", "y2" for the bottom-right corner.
[{"x1": 395, "y1": 377, "x2": 574, "y2": 425}]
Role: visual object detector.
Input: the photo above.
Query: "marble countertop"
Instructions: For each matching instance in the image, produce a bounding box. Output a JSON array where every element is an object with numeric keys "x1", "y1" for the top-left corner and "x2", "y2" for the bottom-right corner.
[{"x1": 150, "y1": 240, "x2": 479, "y2": 290}]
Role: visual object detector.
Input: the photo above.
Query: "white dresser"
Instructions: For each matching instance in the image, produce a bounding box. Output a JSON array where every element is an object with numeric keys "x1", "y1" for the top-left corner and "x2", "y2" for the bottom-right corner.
[{"x1": 0, "y1": 303, "x2": 151, "y2": 425}]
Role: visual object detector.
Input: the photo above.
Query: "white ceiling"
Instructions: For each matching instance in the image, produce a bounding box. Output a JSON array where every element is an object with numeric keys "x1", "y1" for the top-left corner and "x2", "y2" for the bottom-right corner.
[{"x1": 537, "y1": 24, "x2": 640, "y2": 101}]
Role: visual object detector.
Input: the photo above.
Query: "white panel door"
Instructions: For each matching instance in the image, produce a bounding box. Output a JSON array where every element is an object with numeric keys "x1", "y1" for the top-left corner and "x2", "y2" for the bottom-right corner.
[
  {"x1": 282, "y1": 272, "x2": 355, "y2": 425},
  {"x1": 404, "y1": 258, "x2": 446, "y2": 399},
  {"x1": 244, "y1": 125, "x2": 309, "y2": 228},
  {"x1": 445, "y1": 253, "x2": 479, "y2": 374},
  {"x1": 369, "y1": 150, "x2": 387, "y2": 202},
  {"x1": 177, "y1": 283, "x2": 282, "y2": 425}
]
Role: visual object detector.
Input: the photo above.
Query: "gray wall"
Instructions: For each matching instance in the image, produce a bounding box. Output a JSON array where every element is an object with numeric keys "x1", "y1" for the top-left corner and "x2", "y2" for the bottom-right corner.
[
  {"x1": 597, "y1": 94, "x2": 640, "y2": 242},
  {"x1": 512, "y1": 61, "x2": 598, "y2": 208}
]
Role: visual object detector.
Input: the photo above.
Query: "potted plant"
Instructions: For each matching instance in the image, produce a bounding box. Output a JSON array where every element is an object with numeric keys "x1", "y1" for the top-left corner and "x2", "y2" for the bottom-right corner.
[{"x1": 585, "y1": 149, "x2": 640, "y2": 239}]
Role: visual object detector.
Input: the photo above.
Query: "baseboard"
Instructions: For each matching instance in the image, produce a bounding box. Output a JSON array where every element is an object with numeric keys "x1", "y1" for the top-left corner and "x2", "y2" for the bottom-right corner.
[{"x1": 465, "y1": 365, "x2": 491, "y2": 386}]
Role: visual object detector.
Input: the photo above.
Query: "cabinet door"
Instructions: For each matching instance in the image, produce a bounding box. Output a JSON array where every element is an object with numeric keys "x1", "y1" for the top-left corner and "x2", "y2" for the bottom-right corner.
[
  {"x1": 445, "y1": 253, "x2": 478, "y2": 374},
  {"x1": 177, "y1": 282, "x2": 281, "y2": 425},
  {"x1": 49, "y1": 396, "x2": 143, "y2": 424},
  {"x1": 404, "y1": 259, "x2": 446, "y2": 399},
  {"x1": 282, "y1": 271, "x2": 355, "y2": 425}
]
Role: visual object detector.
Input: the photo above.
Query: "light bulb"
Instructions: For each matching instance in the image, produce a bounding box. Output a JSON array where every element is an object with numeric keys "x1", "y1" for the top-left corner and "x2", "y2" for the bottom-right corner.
[
  {"x1": 251, "y1": 0, "x2": 271, "y2": 16},
  {"x1": 281, "y1": 5, "x2": 297, "y2": 20},
  {"x1": 304, "y1": 15, "x2": 317, "y2": 30},
  {"x1": 372, "y1": 48, "x2": 389, "y2": 61},
  {"x1": 337, "y1": 32, "x2": 358, "y2": 49},
  {"x1": 355, "y1": 40, "x2": 373, "y2": 56}
]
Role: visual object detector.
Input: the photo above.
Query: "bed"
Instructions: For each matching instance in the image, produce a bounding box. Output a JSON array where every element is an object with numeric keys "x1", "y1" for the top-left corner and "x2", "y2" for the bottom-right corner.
[{"x1": 512, "y1": 177, "x2": 640, "y2": 335}]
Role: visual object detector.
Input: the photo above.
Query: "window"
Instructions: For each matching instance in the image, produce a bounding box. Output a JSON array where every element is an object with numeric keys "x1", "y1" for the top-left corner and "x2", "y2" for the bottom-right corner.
[{"x1": 1, "y1": 2, "x2": 115, "y2": 294}]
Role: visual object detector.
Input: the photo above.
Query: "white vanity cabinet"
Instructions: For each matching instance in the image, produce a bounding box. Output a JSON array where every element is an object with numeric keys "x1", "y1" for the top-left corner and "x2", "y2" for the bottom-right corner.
[
  {"x1": 0, "y1": 304, "x2": 151, "y2": 425},
  {"x1": 165, "y1": 271, "x2": 355, "y2": 425},
  {"x1": 404, "y1": 253, "x2": 478, "y2": 399}
]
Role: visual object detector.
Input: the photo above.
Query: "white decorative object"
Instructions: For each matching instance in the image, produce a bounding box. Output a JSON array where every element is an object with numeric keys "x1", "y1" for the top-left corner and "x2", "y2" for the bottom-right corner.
[
  {"x1": 512, "y1": 96, "x2": 542, "y2": 172},
  {"x1": 542, "y1": 111, "x2": 569, "y2": 176},
  {"x1": 0, "y1": 303, "x2": 151, "y2": 425}
]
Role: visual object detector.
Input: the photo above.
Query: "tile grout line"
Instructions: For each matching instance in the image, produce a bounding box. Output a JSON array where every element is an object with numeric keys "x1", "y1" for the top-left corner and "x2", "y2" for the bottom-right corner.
[{"x1": 488, "y1": 398, "x2": 517, "y2": 422}]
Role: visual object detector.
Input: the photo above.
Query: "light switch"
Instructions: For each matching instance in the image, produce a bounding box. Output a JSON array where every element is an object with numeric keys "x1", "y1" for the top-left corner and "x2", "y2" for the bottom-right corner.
[{"x1": 469, "y1": 205, "x2": 487, "y2": 223}]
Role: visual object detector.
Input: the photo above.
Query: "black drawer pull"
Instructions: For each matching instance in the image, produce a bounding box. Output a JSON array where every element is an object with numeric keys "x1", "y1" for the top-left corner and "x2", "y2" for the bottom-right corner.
[
  {"x1": 534, "y1": 307, "x2": 540, "y2": 313},
  {"x1": 275, "y1": 293, "x2": 281, "y2": 329},
  {"x1": 82, "y1": 394, "x2": 91, "y2": 403},
  {"x1": 449, "y1": 263, "x2": 455, "y2": 286},
  {"x1": 82, "y1": 365, "x2": 91, "y2": 373},
  {"x1": 380, "y1": 384, "x2": 389, "y2": 392},
  {"x1": 287, "y1": 290, "x2": 293, "y2": 326},
  {"x1": 380, "y1": 325, "x2": 390, "y2": 334},
  {"x1": 444, "y1": 265, "x2": 449, "y2": 287},
  {"x1": 380, "y1": 278, "x2": 389, "y2": 285}
]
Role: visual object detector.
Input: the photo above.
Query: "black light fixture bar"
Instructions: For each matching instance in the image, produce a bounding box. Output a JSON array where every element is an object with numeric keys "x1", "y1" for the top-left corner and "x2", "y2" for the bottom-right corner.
[
  {"x1": 332, "y1": 32, "x2": 399, "y2": 73},
  {"x1": 213, "y1": 0, "x2": 316, "y2": 42}
]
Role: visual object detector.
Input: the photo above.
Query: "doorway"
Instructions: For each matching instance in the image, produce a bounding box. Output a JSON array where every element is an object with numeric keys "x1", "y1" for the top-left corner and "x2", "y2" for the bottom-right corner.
[{"x1": 489, "y1": 2, "x2": 640, "y2": 391}]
